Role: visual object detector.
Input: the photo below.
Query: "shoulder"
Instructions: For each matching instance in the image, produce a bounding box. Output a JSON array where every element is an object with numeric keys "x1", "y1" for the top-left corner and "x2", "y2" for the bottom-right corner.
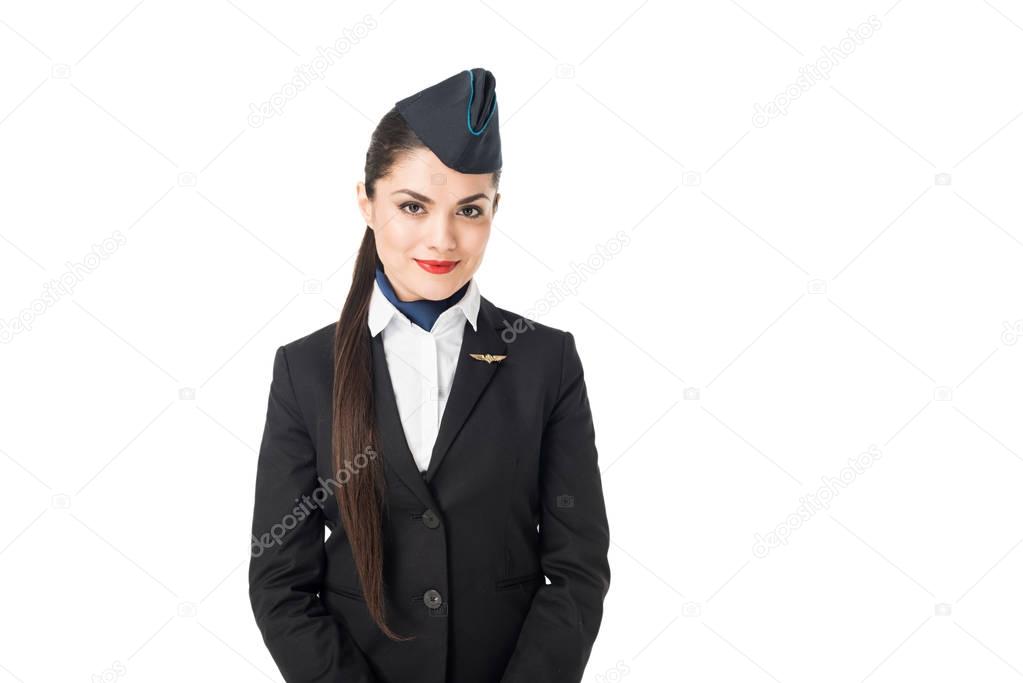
[
  {"x1": 485, "y1": 298, "x2": 580, "y2": 367},
  {"x1": 279, "y1": 320, "x2": 335, "y2": 357},
  {"x1": 281, "y1": 320, "x2": 335, "y2": 353},
  {"x1": 488, "y1": 298, "x2": 558, "y2": 336},
  {"x1": 485, "y1": 300, "x2": 589, "y2": 417},
  {"x1": 273, "y1": 320, "x2": 336, "y2": 380}
]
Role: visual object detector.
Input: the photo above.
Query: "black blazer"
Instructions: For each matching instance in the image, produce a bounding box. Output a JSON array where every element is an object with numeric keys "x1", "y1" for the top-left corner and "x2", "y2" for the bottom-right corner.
[{"x1": 248, "y1": 294, "x2": 611, "y2": 683}]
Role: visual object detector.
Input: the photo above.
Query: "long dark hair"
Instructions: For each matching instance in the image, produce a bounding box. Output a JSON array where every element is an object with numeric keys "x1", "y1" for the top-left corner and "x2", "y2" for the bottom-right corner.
[{"x1": 331, "y1": 107, "x2": 500, "y2": 640}]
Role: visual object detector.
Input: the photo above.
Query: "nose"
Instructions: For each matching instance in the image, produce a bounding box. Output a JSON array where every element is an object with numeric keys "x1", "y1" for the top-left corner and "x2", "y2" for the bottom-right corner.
[{"x1": 425, "y1": 212, "x2": 457, "y2": 253}]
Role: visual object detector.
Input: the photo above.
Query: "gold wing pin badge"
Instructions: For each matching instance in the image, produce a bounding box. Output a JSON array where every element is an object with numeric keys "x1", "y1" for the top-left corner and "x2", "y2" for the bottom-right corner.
[{"x1": 469, "y1": 353, "x2": 507, "y2": 364}]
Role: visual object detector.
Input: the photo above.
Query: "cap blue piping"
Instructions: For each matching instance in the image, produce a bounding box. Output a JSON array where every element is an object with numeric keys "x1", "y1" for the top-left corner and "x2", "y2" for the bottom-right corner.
[{"x1": 465, "y1": 69, "x2": 497, "y2": 136}]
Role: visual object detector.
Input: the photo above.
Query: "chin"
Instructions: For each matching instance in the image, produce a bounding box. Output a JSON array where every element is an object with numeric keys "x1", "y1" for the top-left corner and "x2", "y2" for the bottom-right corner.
[
  {"x1": 412, "y1": 278, "x2": 458, "y2": 299},
  {"x1": 421, "y1": 284, "x2": 457, "y2": 301}
]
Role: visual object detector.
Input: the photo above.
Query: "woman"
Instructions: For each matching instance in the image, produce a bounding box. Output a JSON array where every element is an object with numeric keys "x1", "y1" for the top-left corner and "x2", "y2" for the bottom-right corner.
[{"x1": 248, "y1": 67, "x2": 611, "y2": 683}]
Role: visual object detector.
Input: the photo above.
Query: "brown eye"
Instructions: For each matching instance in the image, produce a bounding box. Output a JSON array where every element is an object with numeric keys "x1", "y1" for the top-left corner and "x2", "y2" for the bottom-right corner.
[{"x1": 459, "y1": 206, "x2": 482, "y2": 218}]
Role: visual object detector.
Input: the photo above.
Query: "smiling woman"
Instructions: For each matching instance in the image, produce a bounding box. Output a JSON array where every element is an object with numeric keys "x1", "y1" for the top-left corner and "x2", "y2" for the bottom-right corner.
[{"x1": 248, "y1": 67, "x2": 610, "y2": 683}]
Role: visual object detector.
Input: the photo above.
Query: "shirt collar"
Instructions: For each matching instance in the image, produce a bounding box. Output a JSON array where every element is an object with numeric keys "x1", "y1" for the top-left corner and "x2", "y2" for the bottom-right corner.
[{"x1": 367, "y1": 276, "x2": 480, "y2": 337}]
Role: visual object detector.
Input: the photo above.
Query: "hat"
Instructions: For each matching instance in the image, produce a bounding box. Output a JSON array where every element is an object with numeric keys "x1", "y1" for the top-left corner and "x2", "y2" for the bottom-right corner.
[{"x1": 394, "y1": 67, "x2": 502, "y2": 174}]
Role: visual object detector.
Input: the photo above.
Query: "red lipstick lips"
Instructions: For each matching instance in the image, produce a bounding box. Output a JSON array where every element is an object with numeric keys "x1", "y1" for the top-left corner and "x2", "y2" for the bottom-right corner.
[{"x1": 415, "y1": 259, "x2": 458, "y2": 274}]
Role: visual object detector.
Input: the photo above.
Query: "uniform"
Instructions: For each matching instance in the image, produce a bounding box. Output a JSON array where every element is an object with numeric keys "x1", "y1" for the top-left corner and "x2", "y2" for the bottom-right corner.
[{"x1": 248, "y1": 67, "x2": 611, "y2": 683}]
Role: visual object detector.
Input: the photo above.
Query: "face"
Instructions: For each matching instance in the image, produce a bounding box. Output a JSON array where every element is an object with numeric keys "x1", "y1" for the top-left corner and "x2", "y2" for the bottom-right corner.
[{"x1": 356, "y1": 147, "x2": 500, "y2": 302}]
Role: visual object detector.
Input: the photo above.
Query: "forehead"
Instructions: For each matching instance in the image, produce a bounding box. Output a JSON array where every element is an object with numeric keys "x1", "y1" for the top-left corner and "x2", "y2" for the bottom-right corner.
[{"x1": 383, "y1": 147, "x2": 494, "y2": 196}]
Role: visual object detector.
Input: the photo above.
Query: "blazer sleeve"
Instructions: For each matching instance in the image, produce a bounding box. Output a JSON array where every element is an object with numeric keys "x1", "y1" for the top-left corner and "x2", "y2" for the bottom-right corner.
[
  {"x1": 500, "y1": 331, "x2": 612, "y2": 683},
  {"x1": 248, "y1": 345, "x2": 378, "y2": 683}
]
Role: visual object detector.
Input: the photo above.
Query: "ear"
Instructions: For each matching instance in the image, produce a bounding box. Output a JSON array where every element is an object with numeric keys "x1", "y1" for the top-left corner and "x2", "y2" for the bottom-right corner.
[
  {"x1": 492, "y1": 191, "x2": 501, "y2": 216},
  {"x1": 356, "y1": 181, "x2": 373, "y2": 228}
]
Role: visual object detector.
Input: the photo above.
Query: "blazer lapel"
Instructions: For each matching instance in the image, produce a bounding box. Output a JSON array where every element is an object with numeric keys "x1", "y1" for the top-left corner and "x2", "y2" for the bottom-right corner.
[{"x1": 425, "y1": 296, "x2": 507, "y2": 482}]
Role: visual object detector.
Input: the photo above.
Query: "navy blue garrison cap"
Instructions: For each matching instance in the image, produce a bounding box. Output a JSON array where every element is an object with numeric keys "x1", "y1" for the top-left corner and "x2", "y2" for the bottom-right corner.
[{"x1": 394, "y1": 67, "x2": 502, "y2": 174}]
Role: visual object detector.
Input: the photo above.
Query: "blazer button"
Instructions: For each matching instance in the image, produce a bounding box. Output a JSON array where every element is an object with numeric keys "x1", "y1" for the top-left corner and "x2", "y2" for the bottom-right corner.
[
  {"x1": 423, "y1": 589, "x2": 443, "y2": 609},
  {"x1": 421, "y1": 509, "x2": 440, "y2": 529}
]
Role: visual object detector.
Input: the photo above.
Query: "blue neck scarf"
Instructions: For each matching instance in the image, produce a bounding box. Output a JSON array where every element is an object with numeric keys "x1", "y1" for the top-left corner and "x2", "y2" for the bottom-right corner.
[{"x1": 375, "y1": 262, "x2": 471, "y2": 332}]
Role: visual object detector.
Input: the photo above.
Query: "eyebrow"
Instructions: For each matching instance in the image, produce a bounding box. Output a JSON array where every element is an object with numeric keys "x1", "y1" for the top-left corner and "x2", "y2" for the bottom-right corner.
[{"x1": 391, "y1": 189, "x2": 491, "y2": 204}]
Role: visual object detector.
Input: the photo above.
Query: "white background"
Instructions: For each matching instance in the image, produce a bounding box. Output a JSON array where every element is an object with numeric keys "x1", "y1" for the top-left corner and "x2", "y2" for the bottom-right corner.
[{"x1": 2, "y1": 1, "x2": 1023, "y2": 681}]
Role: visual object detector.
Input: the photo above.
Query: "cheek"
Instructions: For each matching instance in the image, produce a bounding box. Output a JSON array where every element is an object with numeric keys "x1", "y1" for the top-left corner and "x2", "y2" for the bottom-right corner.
[
  {"x1": 463, "y1": 225, "x2": 491, "y2": 253},
  {"x1": 377, "y1": 220, "x2": 418, "y2": 254}
]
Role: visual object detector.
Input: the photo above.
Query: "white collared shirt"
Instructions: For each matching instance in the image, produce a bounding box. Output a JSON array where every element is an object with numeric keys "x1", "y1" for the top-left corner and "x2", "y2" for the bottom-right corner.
[{"x1": 367, "y1": 277, "x2": 481, "y2": 473}]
